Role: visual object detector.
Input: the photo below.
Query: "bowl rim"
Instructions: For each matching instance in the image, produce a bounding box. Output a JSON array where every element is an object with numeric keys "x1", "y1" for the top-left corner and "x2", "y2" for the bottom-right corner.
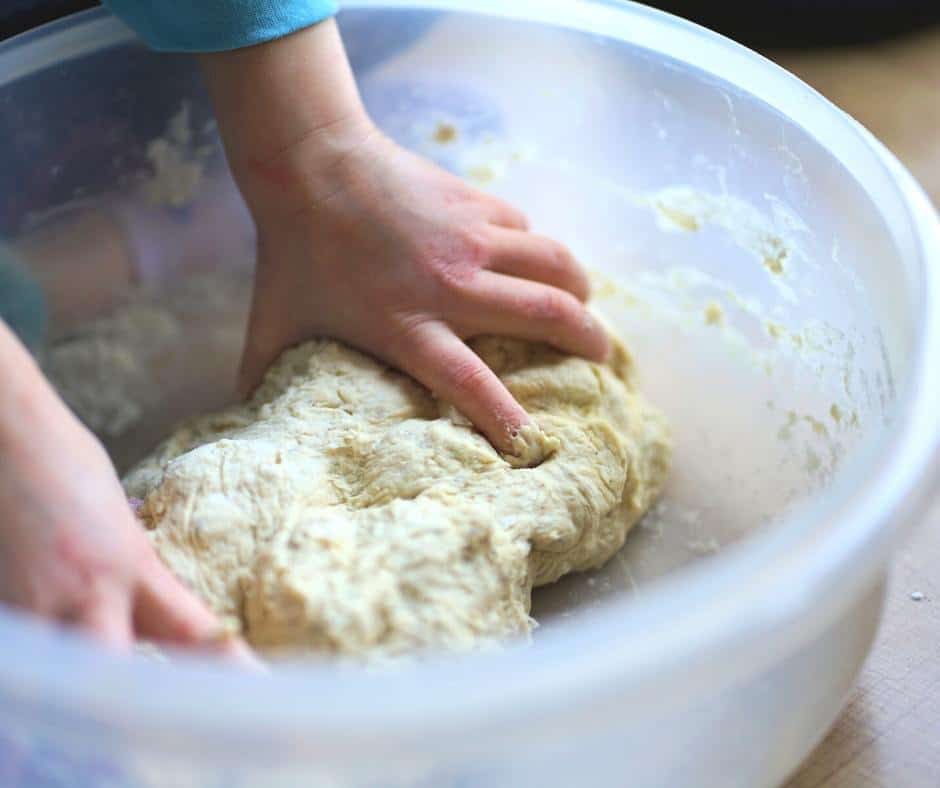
[{"x1": 1, "y1": 0, "x2": 939, "y2": 747}]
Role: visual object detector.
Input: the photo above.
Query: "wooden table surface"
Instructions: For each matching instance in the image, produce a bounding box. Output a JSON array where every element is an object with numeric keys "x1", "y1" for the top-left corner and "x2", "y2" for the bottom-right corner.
[{"x1": 769, "y1": 27, "x2": 940, "y2": 788}]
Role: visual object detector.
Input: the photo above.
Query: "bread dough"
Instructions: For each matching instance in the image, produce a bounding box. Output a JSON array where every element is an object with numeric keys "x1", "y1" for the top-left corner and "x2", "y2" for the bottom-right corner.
[{"x1": 124, "y1": 336, "x2": 671, "y2": 657}]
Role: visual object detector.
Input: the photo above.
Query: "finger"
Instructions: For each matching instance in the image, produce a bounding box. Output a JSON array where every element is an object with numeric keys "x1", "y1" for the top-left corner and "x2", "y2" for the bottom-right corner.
[
  {"x1": 220, "y1": 639, "x2": 267, "y2": 670},
  {"x1": 134, "y1": 554, "x2": 218, "y2": 643},
  {"x1": 391, "y1": 321, "x2": 530, "y2": 455},
  {"x1": 454, "y1": 272, "x2": 611, "y2": 361},
  {"x1": 485, "y1": 227, "x2": 590, "y2": 301},
  {"x1": 71, "y1": 582, "x2": 134, "y2": 649},
  {"x1": 482, "y1": 196, "x2": 529, "y2": 231},
  {"x1": 134, "y1": 551, "x2": 257, "y2": 664}
]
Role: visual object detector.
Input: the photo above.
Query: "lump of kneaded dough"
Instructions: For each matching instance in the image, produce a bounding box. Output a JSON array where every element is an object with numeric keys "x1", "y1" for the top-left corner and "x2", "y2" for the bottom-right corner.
[{"x1": 124, "y1": 336, "x2": 671, "y2": 657}]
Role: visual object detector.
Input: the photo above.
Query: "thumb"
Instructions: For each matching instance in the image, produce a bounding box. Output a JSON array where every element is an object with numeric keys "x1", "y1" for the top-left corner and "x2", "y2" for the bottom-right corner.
[{"x1": 237, "y1": 263, "x2": 290, "y2": 400}]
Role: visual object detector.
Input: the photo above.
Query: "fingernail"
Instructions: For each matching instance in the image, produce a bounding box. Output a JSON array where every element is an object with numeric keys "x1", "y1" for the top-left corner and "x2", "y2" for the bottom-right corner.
[
  {"x1": 503, "y1": 421, "x2": 557, "y2": 468},
  {"x1": 229, "y1": 641, "x2": 267, "y2": 672},
  {"x1": 204, "y1": 631, "x2": 267, "y2": 672}
]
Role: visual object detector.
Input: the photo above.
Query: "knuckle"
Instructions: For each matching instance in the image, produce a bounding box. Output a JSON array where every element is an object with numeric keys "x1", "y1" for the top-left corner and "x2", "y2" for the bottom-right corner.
[
  {"x1": 53, "y1": 529, "x2": 101, "y2": 579},
  {"x1": 446, "y1": 357, "x2": 491, "y2": 396},
  {"x1": 549, "y1": 243, "x2": 587, "y2": 297},
  {"x1": 496, "y1": 200, "x2": 527, "y2": 228},
  {"x1": 52, "y1": 529, "x2": 136, "y2": 601},
  {"x1": 389, "y1": 313, "x2": 431, "y2": 356},
  {"x1": 435, "y1": 261, "x2": 476, "y2": 292},
  {"x1": 493, "y1": 195, "x2": 526, "y2": 224},
  {"x1": 424, "y1": 231, "x2": 488, "y2": 291},
  {"x1": 548, "y1": 240, "x2": 572, "y2": 269},
  {"x1": 456, "y1": 230, "x2": 491, "y2": 270},
  {"x1": 528, "y1": 290, "x2": 580, "y2": 325},
  {"x1": 575, "y1": 267, "x2": 592, "y2": 296},
  {"x1": 172, "y1": 616, "x2": 211, "y2": 643},
  {"x1": 58, "y1": 579, "x2": 114, "y2": 624}
]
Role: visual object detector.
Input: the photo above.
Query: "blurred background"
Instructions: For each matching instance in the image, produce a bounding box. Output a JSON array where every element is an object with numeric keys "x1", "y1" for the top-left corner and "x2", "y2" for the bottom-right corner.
[
  {"x1": 1, "y1": 2, "x2": 939, "y2": 787},
  {"x1": 2, "y1": 1, "x2": 939, "y2": 225},
  {"x1": 2, "y1": 0, "x2": 940, "y2": 48}
]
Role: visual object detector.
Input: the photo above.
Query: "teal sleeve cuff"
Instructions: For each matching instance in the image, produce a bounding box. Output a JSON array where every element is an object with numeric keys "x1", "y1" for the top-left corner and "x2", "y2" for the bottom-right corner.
[{"x1": 101, "y1": 0, "x2": 339, "y2": 53}]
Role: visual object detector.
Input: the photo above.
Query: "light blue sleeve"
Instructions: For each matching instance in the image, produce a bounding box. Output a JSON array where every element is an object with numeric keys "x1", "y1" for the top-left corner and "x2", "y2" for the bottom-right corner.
[{"x1": 101, "y1": 0, "x2": 339, "y2": 53}]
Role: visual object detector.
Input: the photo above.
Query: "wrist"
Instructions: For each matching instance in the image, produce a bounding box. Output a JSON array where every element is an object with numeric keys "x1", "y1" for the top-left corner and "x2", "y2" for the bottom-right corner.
[
  {"x1": 200, "y1": 18, "x2": 375, "y2": 224},
  {"x1": 236, "y1": 110, "x2": 379, "y2": 229}
]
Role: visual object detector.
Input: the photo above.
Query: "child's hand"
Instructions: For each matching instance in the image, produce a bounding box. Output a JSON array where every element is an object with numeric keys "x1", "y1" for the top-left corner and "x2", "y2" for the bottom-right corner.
[
  {"x1": 241, "y1": 131, "x2": 609, "y2": 452},
  {"x1": 0, "y1": 323, "x2": 251, "y2": 658},
  {"x1": 203, "y1": 19, "x2": 610, "y2": 456}
]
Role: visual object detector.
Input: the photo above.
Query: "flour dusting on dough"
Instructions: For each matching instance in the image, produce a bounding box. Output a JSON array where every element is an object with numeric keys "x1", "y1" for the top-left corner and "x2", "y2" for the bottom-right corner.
[{"x1": 125, "y1": 337, "x2": 671, "y2": 658}]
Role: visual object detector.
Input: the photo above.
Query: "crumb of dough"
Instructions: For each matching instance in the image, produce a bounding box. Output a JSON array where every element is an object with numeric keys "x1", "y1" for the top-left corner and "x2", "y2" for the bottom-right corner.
[
  {"x1": 703, "y1": 302, "x2": 724, "y2": 326},
  {"x1": 655, "y1": 203, "x2": 700, "y2": 232},
  {"x1": 467, "y1": 165, "x2": 497, "y2": 184},
  {"x1": 762, "y1": 240, "x2": 788, "y2": 275},
  {"x1": 763, "y1": 256, "x2": 784, "y2": 274},
  {"x1": 142, "y1": 102, "x2": 209, "y2": 209},
  {"x1": 125, "y1": 336, "x2": 671, "y2": 658},
  {"x1": 432, "y1": 121, "x2": 459, "y2": 144}
]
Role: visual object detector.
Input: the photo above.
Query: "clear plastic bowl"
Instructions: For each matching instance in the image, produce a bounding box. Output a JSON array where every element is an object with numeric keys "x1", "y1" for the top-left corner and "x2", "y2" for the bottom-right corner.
[{"x1": 1, "y1": 2, "x2": 939, "y2": 787}]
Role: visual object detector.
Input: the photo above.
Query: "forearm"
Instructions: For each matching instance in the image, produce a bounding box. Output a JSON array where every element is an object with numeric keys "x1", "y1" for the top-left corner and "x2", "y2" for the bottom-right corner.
[{"x1": 199, "y1": 18, "x2": 374, "y2": 223}]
